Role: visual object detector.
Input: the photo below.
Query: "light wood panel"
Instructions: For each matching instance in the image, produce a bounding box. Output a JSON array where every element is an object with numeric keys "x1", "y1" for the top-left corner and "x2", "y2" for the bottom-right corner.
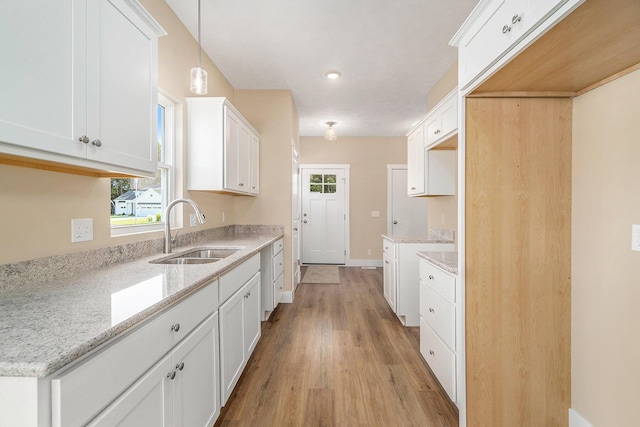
[
  {"x1": 474, "y1": 0, "x2": 640, "y2": 94},
  {"x1": 465, "y1": 97, "x2": 572, "y2": 426},
  {"x1": 214, "y1": 267, "x2": 458, "y2": 426}
]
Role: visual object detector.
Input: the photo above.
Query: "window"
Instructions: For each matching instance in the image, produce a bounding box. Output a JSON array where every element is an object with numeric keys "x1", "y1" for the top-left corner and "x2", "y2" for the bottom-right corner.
[
  {"x1": 110, "y1": 92, "x2": 175, "y2": 234},
  {"x1": 309, "y1": 174, "x2": 336, "y2": 193}
]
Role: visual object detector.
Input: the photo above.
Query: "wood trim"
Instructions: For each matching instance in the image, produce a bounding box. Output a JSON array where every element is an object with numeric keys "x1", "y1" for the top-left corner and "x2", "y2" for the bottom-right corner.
[
  {"x1": 465, "y1": 97, "x2": 572, "y2": 426},
  {"x1": 466, "y1": 91, "x2": 577, "y2": 98},
  {"x1": 576, "y1": 62, "x2": 640, "y2": 96}
]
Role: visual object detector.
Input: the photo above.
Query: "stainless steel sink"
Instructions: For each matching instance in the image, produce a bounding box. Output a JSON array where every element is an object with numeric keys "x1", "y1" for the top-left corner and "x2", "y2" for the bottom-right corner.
[{"x1": 150, "y1": 247, "x2": 242, "y2": 265}]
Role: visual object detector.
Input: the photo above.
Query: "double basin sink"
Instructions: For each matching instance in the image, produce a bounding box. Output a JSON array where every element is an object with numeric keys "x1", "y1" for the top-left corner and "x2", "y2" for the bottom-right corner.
[{"x1": 150, "y1": 247, "x2": 242, "y2": 265}]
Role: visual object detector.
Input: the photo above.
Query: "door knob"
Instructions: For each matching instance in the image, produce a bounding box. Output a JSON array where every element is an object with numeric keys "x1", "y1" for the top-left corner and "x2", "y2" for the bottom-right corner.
[{"x1": 393, "y1": 221, "x2": 397, "y2": 224}]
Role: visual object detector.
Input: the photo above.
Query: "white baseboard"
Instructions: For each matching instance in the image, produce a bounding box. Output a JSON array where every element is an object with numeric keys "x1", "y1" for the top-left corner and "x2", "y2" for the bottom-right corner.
[
  {"x1": 346, "y1": 259, "x2": 383, "y2": 267},
  {"x1": 569, "y1": 409, "x2": 593, "y2": 427},
  {"x1": 280, "y1": 291, "x2": 293, "y2": 303}
]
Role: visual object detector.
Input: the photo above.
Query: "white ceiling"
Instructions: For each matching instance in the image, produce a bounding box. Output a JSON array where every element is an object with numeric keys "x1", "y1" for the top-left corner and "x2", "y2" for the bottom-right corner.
[{"x1": 165, "y1": 0, "x2": 478, "y2": 137}]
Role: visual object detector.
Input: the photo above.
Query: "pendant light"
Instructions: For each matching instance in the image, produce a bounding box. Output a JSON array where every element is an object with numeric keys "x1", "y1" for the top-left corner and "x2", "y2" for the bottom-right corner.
[
  {"x1": 190, "y1": 0, "x2": 207, "y2": 94},
  {"x1": 324, "y1": 121, "x2": 337, "y2": 140}
]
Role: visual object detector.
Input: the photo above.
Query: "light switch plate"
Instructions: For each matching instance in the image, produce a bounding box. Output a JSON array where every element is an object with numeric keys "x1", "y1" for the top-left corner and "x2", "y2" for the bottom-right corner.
[
  {"x1": 71, "y1": 218, "x2": 93, "y2": 243},
  {"x1": 371, "y1": 211, "x2": 380, "y2": 217},
  {"x1": 632, "y1": 224, "x2": 640, "y2": 251}
]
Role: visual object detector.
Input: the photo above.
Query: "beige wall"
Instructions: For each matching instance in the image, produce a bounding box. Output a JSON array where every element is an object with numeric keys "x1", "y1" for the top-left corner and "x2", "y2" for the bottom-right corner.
[
  {"x1": 299, "y1": 136, "x2": 406, "y2": 261},
  {"x1": 572, "y1": 69, "x2": 640, "y2": 426},
  {"x1": 0, "y1": 1, "x2": 260, "y2": 265},
  {"x1": 426, "y1": 62, "x2": 458, "y2": 243},
  {"x1": 234, "y1": 90, "x2": 297, "y2": 291}
]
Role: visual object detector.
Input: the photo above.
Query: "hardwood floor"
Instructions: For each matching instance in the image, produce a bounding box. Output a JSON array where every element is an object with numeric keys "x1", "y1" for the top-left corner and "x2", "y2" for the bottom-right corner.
[{"x1": 214, "y1": 267, "x2": 458, "y2": 427}]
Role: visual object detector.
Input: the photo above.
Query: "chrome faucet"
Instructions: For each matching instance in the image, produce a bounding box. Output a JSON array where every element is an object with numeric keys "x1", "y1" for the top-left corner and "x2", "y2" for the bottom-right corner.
[{"x1": 164, "y1": 198, "x2": 206, "y2": 253}]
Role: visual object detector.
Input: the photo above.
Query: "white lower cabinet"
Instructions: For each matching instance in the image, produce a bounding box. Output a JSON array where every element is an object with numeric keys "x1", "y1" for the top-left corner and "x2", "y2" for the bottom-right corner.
[
  {"x1": 261, "y1": 238, "x2": 284, "y2": 320},
  {"x1": 219, "y1": 254, "x2": 262, "y2": 406},
  {"x1": 382, "y1": 238, "x2": 454, "y2": 326},
  {"x1": 89, "y1": 313, "x2": 219, "y2": 427},
  {"x1": 419, "y1": 259, "x2": 457, "y2": 403}
]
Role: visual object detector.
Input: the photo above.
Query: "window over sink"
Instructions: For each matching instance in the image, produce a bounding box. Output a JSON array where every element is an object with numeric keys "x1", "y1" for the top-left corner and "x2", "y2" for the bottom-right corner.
[{"x1": 110, "y1": 91, "x2": 176, "y2": 235}]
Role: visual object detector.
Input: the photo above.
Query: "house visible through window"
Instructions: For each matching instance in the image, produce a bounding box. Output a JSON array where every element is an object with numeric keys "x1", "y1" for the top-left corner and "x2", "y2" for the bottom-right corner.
[{"x1": 110, "y1": 92, "x2": 174, "y2": 231}]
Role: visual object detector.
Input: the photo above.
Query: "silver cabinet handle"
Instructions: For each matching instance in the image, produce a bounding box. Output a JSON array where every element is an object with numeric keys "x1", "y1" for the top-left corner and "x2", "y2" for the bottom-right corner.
[
  {"x1": 176, "y1": 362, "x2": 185, "y2": 371},
  {"x1": 429, "y1": 307, "x2": 435, "y2": 313},
  {"x1": 167, "y1": 371, "x2": 176, "y2": 380},
  {"x1": 171, "y1": 323, "x2": 180, "y2": 332},
  {"x1": 502, "y1": 25, "x2": 511, "y2": 34},
  {"x1": 79, "y1": 135, "x2": 89, "y2": 144},
  {"x1": 411, "y1": 187, "x2": 416, "y2": 190},
  {"x1": 512, "y1": 14, "x2": 521, "y2": 24},
  {"x1": 91, "y1": 139, "x2": 102, "y2": 147},
  {"x1": 385, "y1": 260, "x2": 389, "y2": 264},
  {"x1": 239, "y1": 183, "x2": 244, "y2": 187}
]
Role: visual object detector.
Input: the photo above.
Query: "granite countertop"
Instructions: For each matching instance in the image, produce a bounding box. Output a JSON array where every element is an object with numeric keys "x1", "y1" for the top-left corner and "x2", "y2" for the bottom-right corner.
[
  {"x1": 417, "y1": 251, "x2": 458, "y2": 275},
  {"x1": 381, "y1": 234, "x2": 454, "y2": 244},
  {"x1": 0, "y1": 226, "x2": 283, "y2": 378}
]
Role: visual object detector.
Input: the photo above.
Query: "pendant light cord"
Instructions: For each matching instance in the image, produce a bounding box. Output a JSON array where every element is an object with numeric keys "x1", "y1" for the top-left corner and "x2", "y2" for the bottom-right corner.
[{"x1": 197, "y1": 0, "x2": 202, "y2": 67}]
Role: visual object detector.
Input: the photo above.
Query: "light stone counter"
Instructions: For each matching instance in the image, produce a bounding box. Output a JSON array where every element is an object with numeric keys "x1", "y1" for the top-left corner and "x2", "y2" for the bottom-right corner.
[
  {"x1": 381, "y1": 234, "x2": 454, "y2": 244},
  {"x1": 0, "y1": 225, "x2": 283, "y2": 377},
  {"x1": 416, "y1": 251, "x2": 458, "y2": 275}
]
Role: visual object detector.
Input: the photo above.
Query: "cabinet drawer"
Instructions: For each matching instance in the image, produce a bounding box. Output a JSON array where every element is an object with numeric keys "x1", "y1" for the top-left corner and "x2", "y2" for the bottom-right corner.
[
  {"x1": 272, "y1": 249, "x2": 284, "y2": 279},
  {"x1": 419, "y1": 260, "x2": 455, "y2": 303},
  {"x1": 420, "y1": 282, "x2": 456, "y2": 350},
  {"x1": 420, "y1": 318, "x2": 456, "y2": 402},
  {"x1": 220, "y1": 253, "x2": 260, "y2": 303},
  {"x1": 272, "y1": 238, "x2": 284, "y2": 255},
  {"x1": 383, "y1": 239, "x2": 396, "y2": 258},
  {"x1": 51, "y1": 283, "x2": 216, "y2": 427}
]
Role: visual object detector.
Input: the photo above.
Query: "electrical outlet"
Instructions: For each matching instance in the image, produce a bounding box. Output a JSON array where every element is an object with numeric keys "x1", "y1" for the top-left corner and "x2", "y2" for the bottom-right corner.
[
  {"x1": 71, "y1": 218, "x2": 93, "y2": 243},
  {"x1": 632, "y1": 224, "x2": 640, "y2": 251},
  {"x1": 367, "y1": 249, "x2": 372, "y2": 255},
  {"x1": 190, "y1": 213, "x2": 197, "y2": 227},
  {"x1": 371, "y1": 211, "x2": 380, "y2": 217}
]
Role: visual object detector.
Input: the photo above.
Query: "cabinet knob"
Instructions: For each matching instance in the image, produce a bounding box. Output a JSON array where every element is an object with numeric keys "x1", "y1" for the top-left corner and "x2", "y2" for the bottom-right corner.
[
  {"x1": 91, "y1": 139, "x2": 102, "y2": 147},
  {"x1": 393, "y1": 221, "x2": 397, "y2": 225},
  {"x1": 78, "y1": 135, "x2": 89, "y2": 144},
  {"x1": 176, "y1": 362, "x2": 185, "y2": 371},
  {"x1": 239, "y1": 183, "x2": 244, "y2": 187},
  {"x1": 429, "y1": 350, "x2": 435, "y2": 356},
  {"x1": 502, "y1": 25, "x2": 511, "y2": 34},
  {"x1": 428, "y1": 275, "x2": 434, "y2": 280},
  {"x1": 512, "y1": 14, "x2": 522, "y2": 24},
  {"x1": 411, "y1": 187, "x2": 416, "y2": 190},
  {"x1": 385, "y1": 260, "x2": 389, "y2": 264},
  {"x1": 303, "y1": 220, "x2": 307, "y2": 223},
  {"x1": 429, "y1": 307, "x2": 435, "y2": 313},
  {"x1": 293, "y1": 227, "x2": 298, "y2": 231},
  {"x1": 167, "y1": 371, "x2": 176, "y2": 380},
  {"x1": 171, "y1": 323, "x2": 180, "y2": 332}
]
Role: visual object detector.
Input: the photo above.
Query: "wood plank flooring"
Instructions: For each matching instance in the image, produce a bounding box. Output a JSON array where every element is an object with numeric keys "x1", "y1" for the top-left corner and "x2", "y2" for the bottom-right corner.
[{"x1": 214, "y1": 267, "x2": 458, "y2": 427}]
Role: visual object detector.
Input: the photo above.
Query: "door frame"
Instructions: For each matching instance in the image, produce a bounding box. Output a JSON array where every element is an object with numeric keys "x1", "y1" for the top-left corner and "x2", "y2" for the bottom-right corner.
[{"x1": 299, "y1": 164, "x2": 350, "y2": 266}]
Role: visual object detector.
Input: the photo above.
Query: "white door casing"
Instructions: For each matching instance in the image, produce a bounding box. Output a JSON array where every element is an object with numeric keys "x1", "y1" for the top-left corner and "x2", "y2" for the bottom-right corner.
[
  {"x1": 301, "y1": 165, "x2": 349, "y2": 265},
  {"x1": 291, "y1": 145, "x2": 301, "y2": 289},
  {"x1": 387, "y1": 165, "x2": 428, "y2": 235}
]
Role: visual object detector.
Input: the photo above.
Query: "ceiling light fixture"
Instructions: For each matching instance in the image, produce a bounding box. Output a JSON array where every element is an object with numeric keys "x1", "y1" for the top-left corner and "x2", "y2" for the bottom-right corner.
[
  {"x1": 190, "y1": 0, "x2": 207, "y2": 94},
  {"x1": 324, "y1": 121, "x2": 337, "y2": 140},
  {"x1": 325, "y1": 70, "x2": 342, "y2": 80}
]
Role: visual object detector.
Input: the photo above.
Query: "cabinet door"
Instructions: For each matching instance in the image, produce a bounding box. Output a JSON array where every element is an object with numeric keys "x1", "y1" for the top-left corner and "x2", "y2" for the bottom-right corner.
[
  {"x1": 250, "y1": 133, "x2": 260, "y2": 194},
  {"x1": 243, "y1": 274, "x2": 262, "y2": 357},
  {"x1": 224, "y1": 108, "x2": 241, "y2": 191},
  {"x1": 88, "y1": 355, "x2": 173, "y2": 427},
  {"x1": 173, "y1": 314, "x2": 219, "y2": 427},
  {"x1": 424, "y1": 114, "x2": 440, "y2": 147},
  {"x1": 219, "y1": 287, "x2": 246, "y2": 405},
  {"x1": 522, "y1": 0, "x2": 566, "y2": 33},
  {"x1": 85, "y1": 0, "x2": 158, "y2": 173},
  {"x1": 274, "y1": 273, "x2": 284, "y2": 308},
  {"x1": 458, "y1": 0, "x2": 512, "y2": 88},
  {"x1": 438, "y1": 95, "x2": 458, "y2": 140},
  {"x1": 0, "y1": 0, "x2": 86, "y2": 158},
  {"x1": 383, "y1": 253, "x2": 396, "y2": 311},
  {"x1": 407, "y1": 126, "x2": 425, "y2": 195},
  {"x1": 237, "y1": 124, "x2": 251, "y2": 192}
]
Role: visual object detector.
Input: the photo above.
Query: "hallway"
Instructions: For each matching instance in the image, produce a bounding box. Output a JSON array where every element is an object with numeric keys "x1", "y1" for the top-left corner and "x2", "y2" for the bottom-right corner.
[{"x1": 214, "y1": 267, "x2": 458, "y2": 426}]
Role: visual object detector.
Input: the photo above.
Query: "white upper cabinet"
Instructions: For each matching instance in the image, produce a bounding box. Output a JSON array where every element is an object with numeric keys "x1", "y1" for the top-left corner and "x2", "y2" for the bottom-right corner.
[
  {"x1": 452, "y1": 0, "x2": 570, "y2": 89},
  {"x1": 425, "y1": 90, "x2": 458, "y2": 148},
  {"x1": 187, "y1": 97, "x2": 260, "y2": 196},
  {"x1": 0, "y1": 0, "x2": 165, "y2": 176},
  {"x1": 407, "y1": 125, "x2": 425, "y2": 196}
]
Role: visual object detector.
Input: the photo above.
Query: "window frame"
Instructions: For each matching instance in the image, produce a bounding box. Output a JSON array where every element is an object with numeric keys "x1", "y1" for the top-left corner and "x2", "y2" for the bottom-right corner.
[{"x1": 110, "y1": 90, "x2": 176, "y2": 236}]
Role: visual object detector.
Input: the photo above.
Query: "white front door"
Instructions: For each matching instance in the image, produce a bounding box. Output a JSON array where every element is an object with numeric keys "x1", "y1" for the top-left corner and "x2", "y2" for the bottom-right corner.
[
  {"x1": 301, "y1": 167, "x2": 346, "y2": 264},
  {"x1": 388, "y1": 166, "x2": 428, "y2": 235}
]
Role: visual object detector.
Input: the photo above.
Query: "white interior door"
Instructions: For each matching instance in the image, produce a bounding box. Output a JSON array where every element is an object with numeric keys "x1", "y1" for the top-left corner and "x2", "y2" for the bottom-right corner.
[
  {"x1": 301, "y1": 167, "x2": 346, "y2": 264},
  {"x1": 291, "y1": 145, "x2": 301, "y2": 289},
  {"x1": 388, "y1": 166, "x2": 428, "y2": 235}
]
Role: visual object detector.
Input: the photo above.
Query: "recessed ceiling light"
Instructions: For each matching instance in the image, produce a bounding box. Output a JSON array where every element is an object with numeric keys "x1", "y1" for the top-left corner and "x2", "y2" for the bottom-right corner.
[{"x1": 325, "y1": 70, "x2": 342, "y2": 80}]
